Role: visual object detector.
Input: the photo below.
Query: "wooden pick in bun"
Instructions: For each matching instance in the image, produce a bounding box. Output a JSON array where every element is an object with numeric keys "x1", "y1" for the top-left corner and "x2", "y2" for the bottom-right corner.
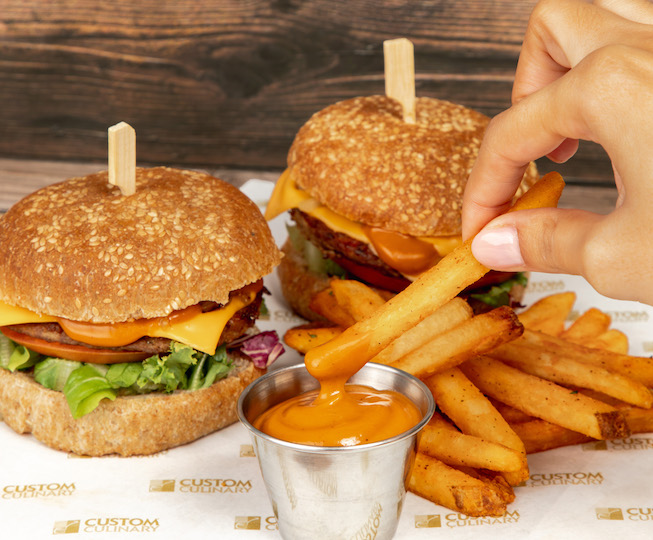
[
  {"x1": 265, "y1": 96, "x2": 538, "y2": 320},
  {"x1": 0, "y1": 167, "x2": 283, "y2": 456}
]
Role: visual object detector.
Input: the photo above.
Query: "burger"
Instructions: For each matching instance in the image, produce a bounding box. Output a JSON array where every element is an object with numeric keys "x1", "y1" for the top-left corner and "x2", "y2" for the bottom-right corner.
[
  {"x1": 264, "y1": 96, "x2": 538, "y2": 320},
  {"x1": 0, "y1": 167, "x2": 283, "y2": 456}
]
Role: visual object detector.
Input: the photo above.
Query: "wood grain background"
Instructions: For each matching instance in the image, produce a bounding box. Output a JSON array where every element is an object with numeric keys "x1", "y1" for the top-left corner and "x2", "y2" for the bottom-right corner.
[{"x1": 0, "y1": 0, "x2": 613, "y2": 186}]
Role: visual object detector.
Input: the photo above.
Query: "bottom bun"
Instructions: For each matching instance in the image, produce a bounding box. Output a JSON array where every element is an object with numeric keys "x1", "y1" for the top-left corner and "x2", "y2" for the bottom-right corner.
[
  {"x1": 277, "y1": 239, "x2": 331, "y2": 322},
  {"x1": 0, "y1": 356, "x2": 264, "y2": 456}
]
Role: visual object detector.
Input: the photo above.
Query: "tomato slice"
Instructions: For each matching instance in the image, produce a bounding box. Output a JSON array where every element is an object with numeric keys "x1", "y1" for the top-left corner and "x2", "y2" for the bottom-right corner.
[
  {"x1": 0, "y1": 327, "x2": 150, "y2": 364},
  {"x1": 333, "y1": 257, "x2": 410, "y2": 293}
]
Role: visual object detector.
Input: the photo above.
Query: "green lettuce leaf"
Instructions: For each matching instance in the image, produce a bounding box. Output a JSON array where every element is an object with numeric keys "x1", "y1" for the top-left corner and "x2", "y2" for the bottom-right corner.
[
  {"x1": 34, "y1": 358, "x2": 81, "y2": 391},
  {"x1": 63, "y1": 364, "x2": 117, "y2": 419},
  {"x1": 137, "y1": 342, "x2": 197, "y2": 392},
  {"x1": 187, "y1": 345, "x2": 232, "y2": 391},
  {"x1": 470, "y1": 272, "x2": 528, "y2": 308},
  {"x1": 105, "y1": 362, "x2": 143, "y2": 389},
  {"x1": 0, "y1": 334, "x2": 41, "y2": 372}
]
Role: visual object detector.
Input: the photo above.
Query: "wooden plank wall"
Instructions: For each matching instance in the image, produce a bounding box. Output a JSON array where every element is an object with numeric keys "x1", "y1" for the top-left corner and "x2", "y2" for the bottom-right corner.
[{"x1": 0, "y1": 0, "x2": 612, "y2": 186}]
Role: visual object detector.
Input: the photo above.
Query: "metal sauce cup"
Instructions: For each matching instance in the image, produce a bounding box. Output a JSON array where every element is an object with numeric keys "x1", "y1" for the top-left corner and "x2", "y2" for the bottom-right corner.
[{"x1": 238, "y1": 363, "x2": 435, "y2": 540}]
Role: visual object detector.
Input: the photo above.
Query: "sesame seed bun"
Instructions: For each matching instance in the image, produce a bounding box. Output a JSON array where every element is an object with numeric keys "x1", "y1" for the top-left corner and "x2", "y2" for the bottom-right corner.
[
  {"x1": 0, "y1": 167, "x2": 282, "y2": 323},
  {"x1": 288, "y1": 95, "x2": 538, "y2": 237}
]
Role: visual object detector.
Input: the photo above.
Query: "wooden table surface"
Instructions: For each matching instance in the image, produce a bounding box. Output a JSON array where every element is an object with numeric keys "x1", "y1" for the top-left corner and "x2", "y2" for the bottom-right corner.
[{"x1": 0, "y1": 157, "x2": 618, "y2": 216}]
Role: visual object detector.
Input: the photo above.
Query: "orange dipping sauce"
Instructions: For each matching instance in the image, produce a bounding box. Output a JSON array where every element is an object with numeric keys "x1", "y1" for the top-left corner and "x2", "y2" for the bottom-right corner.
[
  {"x1": 253, "y1": 383, "x2": 421, "y2": 447},
  {"x1": 254, "y1": 327, "x2": 421, "y2": 447}
]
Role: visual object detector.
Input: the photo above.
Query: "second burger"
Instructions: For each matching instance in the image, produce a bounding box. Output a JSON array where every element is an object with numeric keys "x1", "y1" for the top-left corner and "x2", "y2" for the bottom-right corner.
[{"x1": 265, "y1": 95, "x2": 539, "y2": 321}]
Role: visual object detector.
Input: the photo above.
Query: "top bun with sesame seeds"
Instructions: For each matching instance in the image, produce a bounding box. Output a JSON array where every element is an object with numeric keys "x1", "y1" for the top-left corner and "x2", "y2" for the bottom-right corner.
[
  {"x1": 265, "y1": 96, "x2": 537, "y2": 321},
  {"x1": 0, "y1": 167, "x2": 285, "y2": 455},
  {"x1": 0, "y1": 166, "x2": 281, "y2": 323},
  {"x1": 288, "y1": 95, "x2": 537, "y2": 237}
]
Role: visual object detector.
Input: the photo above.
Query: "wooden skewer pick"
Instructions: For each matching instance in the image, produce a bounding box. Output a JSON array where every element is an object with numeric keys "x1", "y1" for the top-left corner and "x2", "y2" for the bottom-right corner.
[
  {"x1": 383, "y1": 38, "x2": 416, "y2": 124},
  {"x1": 108, "y1": 121, "x2": 136, "y2": 196}
]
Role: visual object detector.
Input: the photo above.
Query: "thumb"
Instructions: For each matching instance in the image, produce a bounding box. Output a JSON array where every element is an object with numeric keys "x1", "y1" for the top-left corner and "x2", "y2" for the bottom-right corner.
[{"x1": 470, "y1": 207, "x2": 602, "y2": 276}]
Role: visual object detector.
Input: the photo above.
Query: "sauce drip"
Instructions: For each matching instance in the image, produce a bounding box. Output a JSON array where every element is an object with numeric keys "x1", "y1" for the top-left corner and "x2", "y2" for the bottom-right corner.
[
  {"x1": 362, "y1": 225, "x2": 439, "y2": 275},
  {"x1": 254, "y1": 328, "x2": 421, "y2": 446}
]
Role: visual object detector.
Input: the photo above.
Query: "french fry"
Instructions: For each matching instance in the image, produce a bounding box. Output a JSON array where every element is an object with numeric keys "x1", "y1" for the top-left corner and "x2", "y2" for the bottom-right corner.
[
  {"x1": 509, "y1": 419, "x2": 592, "y2": 453},
  {"x1": 506, "y1": 329, "x2": 653, "y2": 387},
  {"x1": 490, "y1": 346, "x2": 653, "y2": 408},
  {"x1": 408, "y1": 453, "x2": 512, "y2": 517},
  {"x1": 425, "y1": 367, "x2": 528, "y2": 485},
  {"x1": 283, "y1": 324, "x2": 344, "y2": 354},
  {"x1": 453, "y1": 466, "x2": 516, "y2": 505},
  {"x1": 371, "y1": 298, "x2": 472, "y2": 365},
  {"x1": 561, "y1": 308, "x2": 611, "y2": 342},
  {"x1": 509, "y1": 405, "x2": 653, "y2": 453},
  {"x1": 578, "y1": 329, "x2": 629, "y2": 354},
  {"x1": 577, "y1": 389, "x2": 653, "y2": 433},
  {"x1": 304, "y1": 173, "x2": 565, "y2": 381},
  {"x1": 461, "y1": 356, "x2": 630, "y2": 440},
  {"x1": 488, "y1": 398, "x2": 535, "y2": 424},
  {"x1": 329, "y1": 279, "x2": 386, "y2": 321},
  {"x1": 389, "y1": 306, "x2": 523, "y2": 379},
  {"x1": 308, "y1": 288, "x2": 357, "y2": 327},
  {"x1": 418, "y1": 413, "x2": 524, "y2": 472},
  {"x1": 517, "y1": 291, "x2": 576, "y2": 335}
]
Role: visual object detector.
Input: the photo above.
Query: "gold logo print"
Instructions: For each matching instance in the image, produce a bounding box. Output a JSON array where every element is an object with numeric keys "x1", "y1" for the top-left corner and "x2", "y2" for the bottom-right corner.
[
  {"x1": 596, "y1": 508, "x2": 624, "y2": 520},
  {"x1": 527, "y1": 280, "x2": 566, "y2": 294},
  {"x1": 582, "y1": 441, "x2": 608, "y2": 451},
  {"x1": 53, "y1": 520, "x2": 80, "y2": 534},
  {"x1": 149, "y1": 479, "x2": 176, "y2": 492},
  {"x1": 415, "y1": 514, "x2": 442, "y2": 528},
  {"x1": 234, "y1": 516, "x2": 261, "y2": 530},
  {"x1": 240, "y1": 444, "x2": 256, "y2": 457}
]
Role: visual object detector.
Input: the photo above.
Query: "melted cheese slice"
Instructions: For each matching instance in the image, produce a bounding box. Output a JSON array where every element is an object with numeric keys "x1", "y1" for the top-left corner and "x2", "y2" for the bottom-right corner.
[
  {"x1": 265, "y1": 168, "x2": 462, "y2": 261},
  {"x1": 0, "y1": 292, "x2": 256, "y2": 355}
]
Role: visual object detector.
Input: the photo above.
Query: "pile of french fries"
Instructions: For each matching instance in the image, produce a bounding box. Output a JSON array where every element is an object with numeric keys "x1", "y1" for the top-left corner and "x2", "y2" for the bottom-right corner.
[
  {"x1": 282, "y1": 175, "x2": 653, "y2": 516},
  {"x1": 284, "y1": 281, "x2": 653, "y2": 517}
]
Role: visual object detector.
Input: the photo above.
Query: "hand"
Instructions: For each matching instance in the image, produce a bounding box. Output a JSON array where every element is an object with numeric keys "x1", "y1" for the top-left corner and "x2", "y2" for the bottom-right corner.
[{"x1": 462, "y1": 0, "x2": 653, "y2": 304}]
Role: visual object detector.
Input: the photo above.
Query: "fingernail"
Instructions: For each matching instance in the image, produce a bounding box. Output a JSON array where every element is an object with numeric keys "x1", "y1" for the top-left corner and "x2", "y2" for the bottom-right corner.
[{"x1": 472, "y1": 226, "x2": 524, "y2": 268}]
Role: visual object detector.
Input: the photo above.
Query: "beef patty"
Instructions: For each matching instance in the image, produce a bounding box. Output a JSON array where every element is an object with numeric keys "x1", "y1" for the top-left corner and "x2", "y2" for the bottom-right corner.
[{"x1": 290, "y1": 208, "x2": 405, "y2": 279}]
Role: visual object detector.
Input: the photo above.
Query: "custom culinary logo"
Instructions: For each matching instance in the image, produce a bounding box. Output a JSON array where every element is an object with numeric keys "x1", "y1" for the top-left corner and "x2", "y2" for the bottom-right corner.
[
  {"x1": 597, "y1": 507, "x2": 653, "y2": 521},
  {"x1": 149, "y1": 478, "x2": 252, "y2": 494},
  {"x1": 53, "y1": 517, "x2": 159, "y2": 534},
  {"x1": 520, "y1": 471, "x2": 604, "y2": 487},
  {"x1": 234, "y1": 516, "x2": 277, "y2": 530},
  {"x1": 240, "y1": 444, "x2": 256, "y2": 457},
  {"x1": 604, "y1": 310, "x2": 649, "y2": 323},
  {"x1": 435, "y1": 511, "x2": 520, "y2": 529},
  {"x1": 582, "y1": 437, "x2": 653, "y2": 451},
  {"x1": 415, "y1": 514, "x2": 442, "y2": 528},
  {"x1": 351, "y1": 502, "x2": 383, "y2": 540},
  {"x1": 3, "y1": 482, "x2": 75, "y2": 499},
  {"x1": 527, "y1": 280, "x2": 566, "y2": 294}
]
